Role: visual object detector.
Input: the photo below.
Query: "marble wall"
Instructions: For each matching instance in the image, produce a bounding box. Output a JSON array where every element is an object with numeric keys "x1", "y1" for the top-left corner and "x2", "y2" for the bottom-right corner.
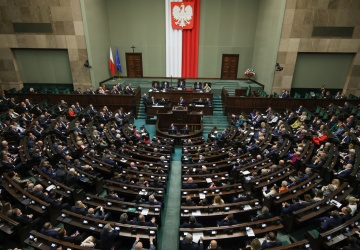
[
  {"x1": 273, "y1": 0, "x2": 360, "y2": 96},
  {"x1": 0, "y1": 0, "x2": 91, "y2": 90}
]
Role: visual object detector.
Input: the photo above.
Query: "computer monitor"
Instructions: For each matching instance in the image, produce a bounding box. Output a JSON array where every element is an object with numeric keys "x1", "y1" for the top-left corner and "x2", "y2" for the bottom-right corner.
[
  {"x1": 181, "y1": 129, "x2": 190, "y2": 135},
  {"x1": 168, "y1": 129, "x2": 177, "y2": 134}
]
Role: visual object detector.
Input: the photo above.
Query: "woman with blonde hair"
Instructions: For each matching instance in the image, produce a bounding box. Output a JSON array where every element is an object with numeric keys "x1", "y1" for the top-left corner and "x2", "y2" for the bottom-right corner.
[
  {"x1": 245, "y1": 238, "x2": 261, "y2": 250},
  {"x1": 212, "y1": 195, "x2": 224, "y2": 206}
]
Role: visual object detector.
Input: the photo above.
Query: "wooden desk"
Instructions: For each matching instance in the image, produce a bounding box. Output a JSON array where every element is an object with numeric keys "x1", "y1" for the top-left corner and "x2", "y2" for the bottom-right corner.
[
  {"x1": 147, "y1": 104, "x2": 213, "y2": 116},
  {"x1": 149, "y1": 89, "x2": 213, "y2": 104},
  {"x1": 155, "y1": 108, "x2": 204, "y2": 144},
  {"x1": 180, "y1": 199, "x2": 260, "y2": 226},
  {"x1": 7, "y1": 87, "x2": 141, "y2": 117},
  {"x1": 58, "y1": 209, "x2": 158, "y2": 239},
  {"x1": 146, "y1": 105, "x2": 172, "y2": 116},
  {"x1": 25, "y1": 230, "x2": 100, "y2": 250},
  {"x1": 179, "y1": 216, "x2": 283, "y2": 241},
  {"x1": 188, "y1": 104, "x2": 213, "y2": 115}
]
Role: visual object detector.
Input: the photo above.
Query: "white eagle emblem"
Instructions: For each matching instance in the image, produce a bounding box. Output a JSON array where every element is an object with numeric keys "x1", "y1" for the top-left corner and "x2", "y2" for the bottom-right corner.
[{"x1": 172, "y1": 3, "x2": 193, "y2": 28}]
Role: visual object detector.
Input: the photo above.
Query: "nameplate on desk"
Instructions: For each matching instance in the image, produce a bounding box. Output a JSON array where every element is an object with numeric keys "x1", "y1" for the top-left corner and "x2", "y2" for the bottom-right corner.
[
  {"x1": 153, "y1": 105, "x2": 164, "y2": 108},
  {"x1": 195, "y1": 105, "x2": 204, "y2": 107}
]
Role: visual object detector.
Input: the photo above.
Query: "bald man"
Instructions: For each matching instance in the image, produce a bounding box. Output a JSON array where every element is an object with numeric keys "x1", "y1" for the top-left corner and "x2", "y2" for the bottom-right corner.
[
  {"x1": 131, "y1": 234, "x2": 155, "y2": 250},
  {"x1": 180, "y1": 233, "x2": 203, "y2": 250},
  {"x1": 208, "y1": 240, "x2": 222, "y2": 250}
]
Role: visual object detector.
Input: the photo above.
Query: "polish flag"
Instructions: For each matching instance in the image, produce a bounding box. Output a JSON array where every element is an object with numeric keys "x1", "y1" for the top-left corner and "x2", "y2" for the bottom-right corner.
[{"x1": 109, "y1": 47, "x2": 116, "y2": 75}]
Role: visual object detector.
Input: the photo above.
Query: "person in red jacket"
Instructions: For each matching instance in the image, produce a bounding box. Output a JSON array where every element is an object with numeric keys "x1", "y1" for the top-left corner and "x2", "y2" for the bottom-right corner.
[{"x1": 313, "y1": 131, "x2": 328, "y2": 146}]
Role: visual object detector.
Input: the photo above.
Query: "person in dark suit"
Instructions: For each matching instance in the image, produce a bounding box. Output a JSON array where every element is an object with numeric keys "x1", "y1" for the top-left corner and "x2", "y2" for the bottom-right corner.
[
  {"x1": 178, "y1": 96, "x2": 186, "y2": 106},
  {"x1": 193, "y1": 82, "x2": 202, "y2": 90},
  {"x1": 182, "y1": 196, "x2": 196, "y2": 206},
  {"x1": 299, "y1": 168, "x2": 312, "y2": 182},
  {"x1": 198, "y1": 165, "x2": 209, "y2": 175},
  {"x1": 142, "y1": 93, "x2": 151, "y2": 106},
  {"x1": 32, "y1": 184, "x2": 48, "y2": 200},
  {"x1": 123, "y1": 85, "x2": 133, "y2": 95},
  {"x1": 180, "y1": 233, "x2": 204, "y2": 250},
  {"x1": 334, "y1": 163, "x2": 353, "y2": 178},
  {"x1": 178, "y1": 81, "x2": 186, "y2": 89},
  {"x1": 261, "y1": 232, "x2": 282, "y2": 249},
  {"x1": 340, "y1": 132, "x2": 352, "y2": 145},
  {"x1": 71, "y1": 200, "x2": 87, "y2": 215},
  {"x1": 180, "y1": 216, "x2": 203, "y2": 228},
  {"x1": 104, "y1": 189, "x2": 124, "y2": 201},
  {"x1": 40, "y1": 222, "x2": 61, "y2": 237},
  {"x1": 319, "y1": 210, "x2": 342, "y2": 231},
  {"x1": 86, "y1": 206, "x2": 110, "y2": 220},
  {"x1": 252, "y1": 206, "x2": 274, "y2": 221},
  {"x1": 182, "y1": 177, "x2": 198, "y2": 189},
  {"x1": 145, "y1": 194, "x2": 162, "y2": 206},
  {"x1": 100, "y1": 223, "x2": 120, "y2": 250},
  {"x1": 133, "y1": 214, "x2": 157, "y2": 227},
  {"x1": 131, "y1": 234, "x2": 155, "y2": 250},
  {"x1": 152, "y1": 82, "x2": 160, "y2": 91},
  {"x1": 73, "y1": 88, "x2": 82, "y2": 94},
  {"x1": 169, "y1": 123, "x2": 178, "y2": 133},
  {"x1": 149, "y1": 177, "x2": 165, "y2": 189},
  {"x1": 57, "y1": 228, "x2": 83, "y2": 244},
  {"x1": 65, "y1": 168, "x2": 81, "y2": 188},
  {"x1": 162, "y1": 81, "x2": 170, "y2": 91},
  {"x1": 339, "y1": 206, "x2": 353, "y2": 223},
  {"x1": 281, "y1": 197, "x2": 304, "y2": 214},
  {"x1": 10, "y1": 208, "x2": 33, "y2": 225},
  {"x1": 218, "y1": 213, "x2": 238, "y2": 226},
  {"x1": 205, "y1": 97, "x2": 212, "y2": 106}
]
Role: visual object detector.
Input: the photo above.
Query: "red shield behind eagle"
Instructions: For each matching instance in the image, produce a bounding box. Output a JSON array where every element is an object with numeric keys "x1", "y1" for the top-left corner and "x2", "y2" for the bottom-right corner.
[{"x1": 171, "y1": 2, "x2": 194, "y2": 29}]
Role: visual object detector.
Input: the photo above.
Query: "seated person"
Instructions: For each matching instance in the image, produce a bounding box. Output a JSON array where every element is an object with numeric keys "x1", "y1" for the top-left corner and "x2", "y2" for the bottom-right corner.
[
  {"x1": 152, "y1": 82, "x2": 160, "y2": 91},
  {"x1": 252, "y1": 206, "x2": 273, "y2": 221},
  {"x1": 178, "y1": 80, "x2": 186, "y2": 89},
  {"x1": 182, "y1": 195, "x2": 196, "y2": 206},
  {"x1": 261, "y1": 232, "x2": 282, "y2": 249},
  {"x1": 132, "y1": 214, "x2": 157, "y2": 226},
  {"x1": 193, "y1": 81, "x2": 202, "y2": 90},
  {"x1": 205, "y1": 97, "x2": 212, "y2": 106},
  {"x1": 194, "y1": 98, "x2": 205, "y2": 105},
  {"x1": 40, "y1": 222, "x2": 61, "y2": 237},
  {"x1": 57, "y1": 228, "x2": 81, "y2": 243},
  {"x1": 10, "y1": 208, "x2": 34, "y2": 225},
  {"x1": 333, "y1": 163, "x2": 353, "y2": 178},
  {"x1": 181, "y1": 124, "x2": 190, "y2": 134},
  {"x1": 168, "y1": 123, "x2": 178, "y2": 134},
  {"x1": 217, "y1": 213, "x2": 238, "y2": 226},
  {"x1": 150, "y1": 96, "x2": 158, "y2": 105},
  {"x1": 178, "y1": 96, "x2": 186, "y2": 106},
  {"x1": 158, "y1": 97, "x2": 169, "y2": 105},
  {"x1": 71, "y1": 200, "x2": 87, "y2": 215},
  {"x1": 180, "y1": 216, "x2": 203, "y2": 228},
  {"x1": 319, "y1": 210, "x2": 342, "y2": 231},
  {"x1": 146, "y1": 195, "x2": 162, "y2": 205},
  {"x1": 203, "y1": 83, "x2": 211, "y2": 92},
  {"x1": 281, "y1": 196, "x2": 304, "y2": 214},
  {"x1": 162, "y1": 81, "x2": 170, "y2": 91},
  {"x1": 182, "y1": 177, "x2": 198, "y2": 189}
]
